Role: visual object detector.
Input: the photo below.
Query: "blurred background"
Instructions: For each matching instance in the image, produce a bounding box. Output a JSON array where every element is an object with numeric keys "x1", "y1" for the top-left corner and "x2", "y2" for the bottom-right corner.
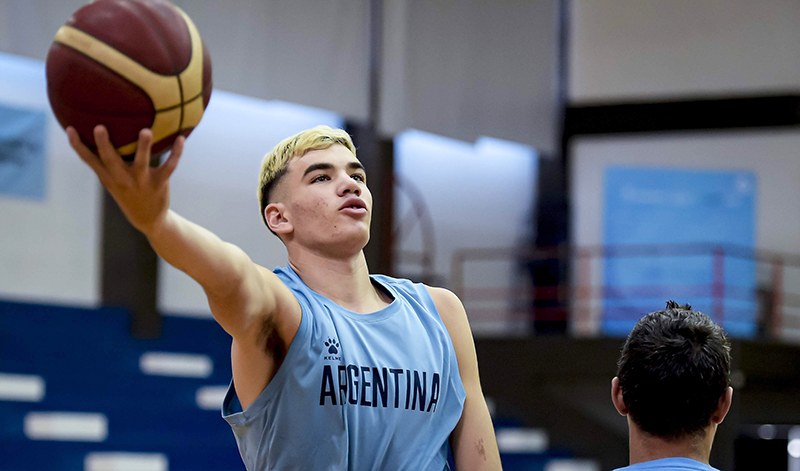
[{"x1": 2, "y1": 0, "x2": 800, "y2": 470}]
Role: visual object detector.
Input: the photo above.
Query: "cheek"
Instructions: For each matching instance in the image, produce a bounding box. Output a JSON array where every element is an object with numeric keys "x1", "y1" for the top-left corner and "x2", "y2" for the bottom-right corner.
[
  {"x1": 363, "y1": 188, "x2": 374, "y2": 210},
  {"x1": 294, "y1": 197, "x2": 332, "y2": 223}
]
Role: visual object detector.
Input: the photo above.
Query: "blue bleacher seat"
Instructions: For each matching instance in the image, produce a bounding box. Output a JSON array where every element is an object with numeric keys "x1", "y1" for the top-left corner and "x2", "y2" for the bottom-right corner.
[{"x1": 0, "y1": 300, "x2": 243, "y2": 471}]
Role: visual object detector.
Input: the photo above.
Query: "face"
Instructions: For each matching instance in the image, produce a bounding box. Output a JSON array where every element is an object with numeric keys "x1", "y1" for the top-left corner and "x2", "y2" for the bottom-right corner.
[{"x1": 266, "y1": 144, "x2": 372, "y2": 255}]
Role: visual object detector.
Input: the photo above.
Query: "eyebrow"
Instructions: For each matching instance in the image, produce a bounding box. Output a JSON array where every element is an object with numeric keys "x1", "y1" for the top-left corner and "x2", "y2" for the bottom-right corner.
[{"x1": 302, "y1": 161, "x2": 365, "y2": 177}]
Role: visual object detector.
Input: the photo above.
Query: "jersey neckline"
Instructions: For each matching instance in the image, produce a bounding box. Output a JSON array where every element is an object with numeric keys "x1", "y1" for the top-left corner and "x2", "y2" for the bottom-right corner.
[{"x1": 285, "y1": 265, "x2": 402, "y2": 323}]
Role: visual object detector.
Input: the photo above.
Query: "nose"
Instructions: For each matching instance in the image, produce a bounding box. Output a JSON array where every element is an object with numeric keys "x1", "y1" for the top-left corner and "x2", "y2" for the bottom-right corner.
[{"x1": 340, "y1": 175, "x2": 361, "y2": 196}]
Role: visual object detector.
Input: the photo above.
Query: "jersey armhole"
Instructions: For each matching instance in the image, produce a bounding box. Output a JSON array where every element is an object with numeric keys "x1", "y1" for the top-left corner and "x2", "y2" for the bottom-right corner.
[
  {"x1": 418, "y1": 284, "x2": 468, "y2": 405},
  {"x1": 222, "y1": 295, "x2": 312, "y2": 426}
]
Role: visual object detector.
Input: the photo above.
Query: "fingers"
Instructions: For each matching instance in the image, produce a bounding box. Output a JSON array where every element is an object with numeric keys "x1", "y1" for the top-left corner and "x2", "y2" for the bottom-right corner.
[
  {"x1": 66, "y1": 126, "x2": 109, "y2": 181},
  {"x1": 154, "y1": 135, "x2": 185, "y2": 182},
  {"x1": 70, "y1": 125, "x2": 182, "y2": 185},
  {"x1": 93, "y1": 125, "x2": 128, "y2": 178},
  {"x1": 131, "y1": 128, "x2": 154, "y2": 174}
]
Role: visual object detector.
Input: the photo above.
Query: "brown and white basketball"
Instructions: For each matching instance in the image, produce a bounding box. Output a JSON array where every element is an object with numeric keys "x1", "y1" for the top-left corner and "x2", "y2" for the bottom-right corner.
[{"x1": 45, "y1": 0, "x2": 213, "y2": 160}]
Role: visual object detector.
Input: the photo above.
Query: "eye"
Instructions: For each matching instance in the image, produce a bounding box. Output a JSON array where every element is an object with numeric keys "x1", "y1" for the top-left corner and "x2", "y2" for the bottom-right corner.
[
  {"x1": 351, "y1": 173, "x2": 366, "y2": 183},
  {"x1": 311, "y1": 174, "x2": 330, "y2": 183}
]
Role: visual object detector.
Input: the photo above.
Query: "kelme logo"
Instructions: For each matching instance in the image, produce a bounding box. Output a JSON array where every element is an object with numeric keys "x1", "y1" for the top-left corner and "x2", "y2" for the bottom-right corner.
[{"x1": 324, "y1": 337, "x2": 340, "y2": 354}]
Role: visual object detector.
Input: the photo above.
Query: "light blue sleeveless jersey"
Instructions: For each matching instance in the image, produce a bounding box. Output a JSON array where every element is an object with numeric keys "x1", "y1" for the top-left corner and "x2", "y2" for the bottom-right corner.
[
  {"x1": 613, "y1": 457, "x2": 720, "y2": 470},
  {"x1": 222, "y1": 266, "x2": 466, "y2": 471}
]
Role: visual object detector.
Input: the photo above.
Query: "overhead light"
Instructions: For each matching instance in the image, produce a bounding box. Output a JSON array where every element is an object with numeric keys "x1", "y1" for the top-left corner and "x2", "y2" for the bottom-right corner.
[
  {"x1": 758, "y1": 424, "x2": 777, "y2": 440},
  {"x1": 789, "y1": 426, "x2": 800, "y2": 470}
]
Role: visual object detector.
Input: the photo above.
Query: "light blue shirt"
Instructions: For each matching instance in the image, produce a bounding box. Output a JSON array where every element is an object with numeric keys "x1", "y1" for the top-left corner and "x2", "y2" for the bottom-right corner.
[
  {"x1": 222, "y1": 266, "x2": 466, "y2": 471},
  {"x1": 614, "y1": 457, "x2": 720, "y2": 471}
]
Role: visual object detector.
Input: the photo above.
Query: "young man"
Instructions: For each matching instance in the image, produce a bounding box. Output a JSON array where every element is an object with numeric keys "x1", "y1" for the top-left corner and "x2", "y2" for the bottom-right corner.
[
  {"x1": 67, "y1": 124, "x2": 502, "y2": 471},
  {"x1": 611, "y1": 301, "x2": 734, "y2": 471}
]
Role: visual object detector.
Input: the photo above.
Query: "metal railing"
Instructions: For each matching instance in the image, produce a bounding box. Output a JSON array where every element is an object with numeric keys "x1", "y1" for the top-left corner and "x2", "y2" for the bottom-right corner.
[{"x1": 451, "y1": 243, "x2": 800, "y2": 340}]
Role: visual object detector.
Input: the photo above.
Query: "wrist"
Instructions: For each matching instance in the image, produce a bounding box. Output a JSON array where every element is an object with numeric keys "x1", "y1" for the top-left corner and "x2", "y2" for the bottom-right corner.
[{"x1": 142, "y1": 210, "x2": 171, "y2": 240}]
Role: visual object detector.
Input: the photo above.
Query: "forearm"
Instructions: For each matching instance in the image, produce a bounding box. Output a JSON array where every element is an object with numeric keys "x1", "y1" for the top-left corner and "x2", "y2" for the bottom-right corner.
[
  {"x1": 145, "y1": 209, "x2": 251, "y2": 298},
  {"x1": 67, "y1": 127, "x2": 272, "y2": 332}
]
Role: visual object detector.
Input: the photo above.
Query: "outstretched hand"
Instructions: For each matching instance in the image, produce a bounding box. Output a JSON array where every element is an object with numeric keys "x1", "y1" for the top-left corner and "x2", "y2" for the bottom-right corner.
[{"x1": 67, "y1": 125, "x2": 185, "y2": 235}]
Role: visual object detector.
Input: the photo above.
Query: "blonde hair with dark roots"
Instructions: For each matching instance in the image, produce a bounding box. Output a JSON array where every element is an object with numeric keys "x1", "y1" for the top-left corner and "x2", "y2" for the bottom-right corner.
[{"x1": 258, "y1": 125, "x2": 356, "y2": 229}]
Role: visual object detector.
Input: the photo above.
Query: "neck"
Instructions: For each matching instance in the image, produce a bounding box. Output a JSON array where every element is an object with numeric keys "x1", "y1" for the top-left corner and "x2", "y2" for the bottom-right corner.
[
  {"x1": 628, "y1": 420, "x2": 716, "y2": 466},
  {"x1": 287, "y1": 247, "x2": 389, "y2": 314}
]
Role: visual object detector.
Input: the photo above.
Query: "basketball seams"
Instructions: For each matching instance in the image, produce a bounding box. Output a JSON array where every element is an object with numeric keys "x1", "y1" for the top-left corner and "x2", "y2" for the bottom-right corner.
[
  {"x1": 181, "y1": 95, "x2": 205, "y2": 130},
  {"x1": 48, "y1": 0, "x2": 210, "y2": 157},
  {"x1": 69, "y1": 0, "x2": 186, "y2": 75},
  {"x1": 47, "y1": 44, "x2": 155, "y2": 116},
  {"x1": 176, "y1": 61, "x2": 186, "y2": 135},
  {"x1": 116, "y1": 107, "x2": 182, "y2": 156},
  {"x1": 174, "y1": 7, "x2": 206, "y2": 131},
  {"x1": 130, "y1": 0, "x2": 187, "y2": 132},
  {"x1": 54, "y1": 26, "x2": 181, "y2": 111},
  {"x1": 57, "y1": 9, "x2": 206, "y2": 135},
  {"x1": 47, "y1": 42, "x2": 155, "y2": 151},
  {"x1": 128, "y1": 0, "x2": 190, "y2": 75},
  {"x1": 54, "y1": 25, "x2": 185, "y2": 153}
]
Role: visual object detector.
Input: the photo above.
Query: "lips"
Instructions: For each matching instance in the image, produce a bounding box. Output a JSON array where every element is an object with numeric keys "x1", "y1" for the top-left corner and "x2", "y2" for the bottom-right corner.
[
  {"x1": 339, "y1": 197, "x2": 368, "y2": 218},
  {"x1": 339, "y1": 197, "x2": 367, "y2": 211}
]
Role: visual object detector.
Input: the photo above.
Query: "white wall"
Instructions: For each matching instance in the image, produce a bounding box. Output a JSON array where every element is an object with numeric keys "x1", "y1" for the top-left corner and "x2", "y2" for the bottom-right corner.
[
  {"x1": 0, "y1": 0, "x2": 560, "y2": 152},
  {"x1": 381, "y1": 0, "x2": 560, "y2": 152},
  {"x1": 0, "y1": 51, "x2": 343, "y2": 314},
  {"x1": 0, "y1": 0, "x2": 86, "y2": 60},
  {"x1": 0, "y1": 0, "x2": 370, "y2": 122},
  {"x1": 570, "y1": 130, "x2": 800, "y2": 336},
  {"x1": 170, "y1": 0, "x2": 371, "y2": 121},
  {"x1": 159, "y1": 93, "x2": 343, "y2": 317},
  {"x1": 0, "y1": 52, "x2": 101, "y2": 306},
  {"x1": 394, "y1": 130, "x2": 538, "y2": 334},
  {"x1": 571, "y1": 130, "x2": 800, "y2": 253},
  {"x1": 569, "y1": 0, "x2": 800, "y2": 102}
]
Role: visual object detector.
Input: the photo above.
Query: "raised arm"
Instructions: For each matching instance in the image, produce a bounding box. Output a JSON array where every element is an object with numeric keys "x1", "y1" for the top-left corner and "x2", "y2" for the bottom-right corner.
[
  {"x1": 427, "y1": 286, "x2": 503, "y2": 471},
  {"x1": 69, "y1": 126, "x2": 300, "y2": 407}
]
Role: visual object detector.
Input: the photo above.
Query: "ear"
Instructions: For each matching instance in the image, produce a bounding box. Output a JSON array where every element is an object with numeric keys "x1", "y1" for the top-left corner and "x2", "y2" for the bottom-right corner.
[
  {"x1": 611, "y1": 377, "x2": 629, "y2": 416},
  {"x1": 265, "y1": 202, "x2": 293, "y2": 236},
  {"x1": 711, "y1": 386, "x2": 733, "y2": 425}
]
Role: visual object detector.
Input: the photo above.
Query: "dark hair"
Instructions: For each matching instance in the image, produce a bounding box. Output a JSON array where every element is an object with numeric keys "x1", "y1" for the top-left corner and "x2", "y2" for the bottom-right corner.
[
  {"x1": 259, "y1": 166, "x2": 289, "y2": 237},
  {"x1": 617, "y1": 301, "x2": 731, "y2": 439}
]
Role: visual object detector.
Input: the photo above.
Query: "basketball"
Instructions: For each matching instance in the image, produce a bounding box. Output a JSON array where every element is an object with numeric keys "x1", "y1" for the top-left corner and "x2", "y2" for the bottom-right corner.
[{"x1": 45, "y1": 0, "x2": 212, "y2": 161}]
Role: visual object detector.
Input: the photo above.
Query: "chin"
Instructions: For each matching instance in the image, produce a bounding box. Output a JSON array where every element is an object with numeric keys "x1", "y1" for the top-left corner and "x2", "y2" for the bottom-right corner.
[
  {"x1": 331, "y1": 228, "x2": 370, "y2": 254},
  {"x1": 296, "y1": 228, "x2": 367, "y2": 254}
]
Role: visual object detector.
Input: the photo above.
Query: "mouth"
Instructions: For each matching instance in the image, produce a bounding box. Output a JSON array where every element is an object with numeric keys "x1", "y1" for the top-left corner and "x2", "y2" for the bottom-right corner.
[{"x1": 340, "y1": 198, "x2": 367, "y2": 212}]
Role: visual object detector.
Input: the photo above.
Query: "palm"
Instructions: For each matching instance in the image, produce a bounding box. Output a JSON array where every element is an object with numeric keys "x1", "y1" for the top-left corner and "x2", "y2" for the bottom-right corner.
[{"x1": 67, "y1": 125, "x2": 184, "y2": 234}]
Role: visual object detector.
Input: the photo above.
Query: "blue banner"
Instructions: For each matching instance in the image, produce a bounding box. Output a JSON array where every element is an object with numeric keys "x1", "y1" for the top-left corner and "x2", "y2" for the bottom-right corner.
[
  {"x1": 603, "y1": 167, "x2": 756, "y2": 337},
  {"x1": 0, "y1": 104, "x2": 47, "y2": 199}
]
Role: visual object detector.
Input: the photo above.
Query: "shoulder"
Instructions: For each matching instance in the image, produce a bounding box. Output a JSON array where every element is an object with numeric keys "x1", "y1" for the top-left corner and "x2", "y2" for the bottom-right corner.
[
  {"x1": 424, "y1": 285, "x2": 463, "y2": 315},
  {"x1": 424, "y1": 285, "x2": 481, "y2": 387},
  {"x1": 371, "y1": 276, "x2": 469, "y2": 331},
  {"x1": 423, "y1": 285, "x2": 471, "y2": 339}
]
